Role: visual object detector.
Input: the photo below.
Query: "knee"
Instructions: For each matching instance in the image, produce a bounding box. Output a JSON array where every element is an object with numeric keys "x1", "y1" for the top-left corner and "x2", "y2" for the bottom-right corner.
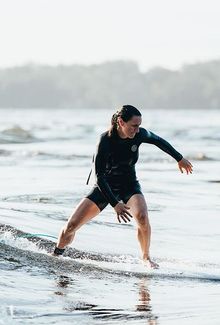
[
  {"x1": 64, "y1": 221, "x2": 78, "y2": 234},
  {"x1": 136, "y1": 212, "x2": 150, "y2": 231}
]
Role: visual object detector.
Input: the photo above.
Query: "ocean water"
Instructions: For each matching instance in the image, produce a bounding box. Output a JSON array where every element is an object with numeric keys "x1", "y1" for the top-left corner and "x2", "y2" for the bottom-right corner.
[{"x1": 0, "y1": 108, "x2": 220, "y2": 324}]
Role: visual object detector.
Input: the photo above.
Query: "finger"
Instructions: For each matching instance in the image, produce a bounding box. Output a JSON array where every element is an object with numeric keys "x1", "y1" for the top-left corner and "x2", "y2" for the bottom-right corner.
[
  {"x1": 186, "y1": 160, "x2": 193, "y2": 167},
  {"x1": 119, "y1": 215, "x2": 128, "y2": 223},
  {"x1": 117, "y1": 214, "x2": 121, "y2": 223},
  {"x1": 125, "y1": 211, "x2": 133, "y2": 218},
  {"x1": 124, "y1": 205, "x2": 130, "y2": 210},
  {"x1": 188, "y1": 162, "x2": 193, "y2": 169},
  {"x1": 179, "y1": 165, "x2": 183, "y2": 173},
  {"x1": 121, "y1": 213, "x2": 132, "y2": 222},
  {"x1": 123, "y1": 210, "x2": 133, "y2": 218}
]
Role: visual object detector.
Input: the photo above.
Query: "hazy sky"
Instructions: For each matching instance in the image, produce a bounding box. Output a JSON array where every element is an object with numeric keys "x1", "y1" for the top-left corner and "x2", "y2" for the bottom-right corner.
[{"x1": 1, "y1": 0, "x2": 220, "y2": 71}]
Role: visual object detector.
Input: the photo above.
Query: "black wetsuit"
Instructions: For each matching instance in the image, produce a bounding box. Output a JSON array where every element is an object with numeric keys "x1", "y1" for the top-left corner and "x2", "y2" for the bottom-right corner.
[{"x1": 86, "y1": 127, "x2": 183, "y2": 211}]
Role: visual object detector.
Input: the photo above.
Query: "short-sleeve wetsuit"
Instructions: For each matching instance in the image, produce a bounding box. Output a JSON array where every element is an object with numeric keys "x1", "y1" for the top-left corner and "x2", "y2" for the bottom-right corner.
[{"x1": 86, "y1": 127, "x2": 183, "y2": 211}]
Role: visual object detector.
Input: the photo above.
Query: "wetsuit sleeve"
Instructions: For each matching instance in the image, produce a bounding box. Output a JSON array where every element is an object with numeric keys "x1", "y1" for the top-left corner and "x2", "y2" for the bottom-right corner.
[
  {"x1": 94, "y1": 136, "x2": 119, "y2": 207},
  {"x1": 140, "y1": 128, "x2": 183, "y2": 162}
]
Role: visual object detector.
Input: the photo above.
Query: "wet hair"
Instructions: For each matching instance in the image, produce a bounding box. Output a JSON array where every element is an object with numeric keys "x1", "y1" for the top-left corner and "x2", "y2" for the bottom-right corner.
[{"x1": 108, "y1": 105, "x2": 141, "y2": 137}]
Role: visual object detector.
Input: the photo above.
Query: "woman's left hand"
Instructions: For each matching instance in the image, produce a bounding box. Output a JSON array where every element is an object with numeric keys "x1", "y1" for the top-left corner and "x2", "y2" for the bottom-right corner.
[{"x1": 178, "y1": 157, "x2": 193, "y2": 174}]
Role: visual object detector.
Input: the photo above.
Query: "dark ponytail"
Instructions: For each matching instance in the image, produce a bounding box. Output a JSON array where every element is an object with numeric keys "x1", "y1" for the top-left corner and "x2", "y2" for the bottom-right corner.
[
  {"x1": 109, "y1": 111, "x2": 120, "y2": 137},
  {"x1": 108, "y1": 105, "x2": 141, "y2": 137}
]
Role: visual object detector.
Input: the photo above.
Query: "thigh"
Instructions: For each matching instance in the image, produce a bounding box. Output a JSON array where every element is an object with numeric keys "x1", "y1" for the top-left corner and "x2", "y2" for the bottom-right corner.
[
  {"x1": 121, "y1": 181, "x2": 143, "y2": 206},
  {"x1": 66, "y1": 197, "x2": 101, "y2": 230},
  {"x1": 126, "y1": 193, "x2": 149, "y2": 225},
  {"x1": 85, "y1": 186, "x2": 109, "y2": 211}
]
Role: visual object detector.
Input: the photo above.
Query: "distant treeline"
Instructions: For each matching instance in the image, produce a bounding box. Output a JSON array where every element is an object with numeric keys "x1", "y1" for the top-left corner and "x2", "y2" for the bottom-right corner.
[{"x1": 0, "y1": 60, "x2": 220, "y2": 109}]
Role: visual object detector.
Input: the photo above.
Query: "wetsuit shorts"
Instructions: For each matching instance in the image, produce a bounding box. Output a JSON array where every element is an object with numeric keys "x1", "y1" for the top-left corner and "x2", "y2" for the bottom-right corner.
[{"x1": 85, "y1": 180, "x2": 143, "y2": 211}]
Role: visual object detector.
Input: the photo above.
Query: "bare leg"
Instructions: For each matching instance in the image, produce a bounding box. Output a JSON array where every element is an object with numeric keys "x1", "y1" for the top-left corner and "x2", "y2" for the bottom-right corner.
[
  {"x1": 55, "y1": 198, "x2": 100, "y2": 250},
  {"x1": 127, "y1": 194, "x2": 159, "y2": 269}
]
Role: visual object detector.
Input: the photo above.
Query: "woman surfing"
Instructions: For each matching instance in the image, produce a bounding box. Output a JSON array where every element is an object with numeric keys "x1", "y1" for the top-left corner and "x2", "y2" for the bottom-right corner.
[{"x1": 53, "y1": 105, "x2": 193, "y2": 268}]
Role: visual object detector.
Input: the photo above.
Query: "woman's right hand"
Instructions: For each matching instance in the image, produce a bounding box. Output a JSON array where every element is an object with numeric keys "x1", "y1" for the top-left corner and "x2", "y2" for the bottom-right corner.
[{"x1": 114, "y1": 202, "x2": 133, "y2": 223}]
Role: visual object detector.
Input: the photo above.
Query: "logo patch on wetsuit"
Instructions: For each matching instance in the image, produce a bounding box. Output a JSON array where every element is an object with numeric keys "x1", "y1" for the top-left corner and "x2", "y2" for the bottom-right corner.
[{"x1": 131, "y1": 145, "x2": 137, "y2": 152}]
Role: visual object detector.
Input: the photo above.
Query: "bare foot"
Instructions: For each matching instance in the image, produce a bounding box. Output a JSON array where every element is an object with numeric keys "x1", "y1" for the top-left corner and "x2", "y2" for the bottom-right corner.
[{"x1": 143, "y1": 258, "x2": 159, "y2": 269}]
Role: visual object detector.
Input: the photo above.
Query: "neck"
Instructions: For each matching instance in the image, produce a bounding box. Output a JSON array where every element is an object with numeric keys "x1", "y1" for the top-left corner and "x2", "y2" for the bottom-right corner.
[{"x1": 117, "y1": 127, "x2": 127, "y2": 139}]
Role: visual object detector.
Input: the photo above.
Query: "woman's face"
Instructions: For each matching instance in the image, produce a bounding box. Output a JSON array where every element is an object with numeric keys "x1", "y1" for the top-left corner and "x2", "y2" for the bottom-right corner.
[{"x1": 118, "y1": 115, "x2": 142, "y2": 139}]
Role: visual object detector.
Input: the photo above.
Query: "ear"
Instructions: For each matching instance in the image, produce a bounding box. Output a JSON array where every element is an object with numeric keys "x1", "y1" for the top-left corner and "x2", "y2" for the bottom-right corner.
[{"x1": 118, "y1": 117, "x2": 125, "y2": 127}]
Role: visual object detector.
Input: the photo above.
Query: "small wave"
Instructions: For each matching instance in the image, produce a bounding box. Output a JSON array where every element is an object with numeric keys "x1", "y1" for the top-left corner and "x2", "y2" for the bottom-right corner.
[
  {"x1": 0, "y1": 229, "x2": 48, "y2": 254},
  {"x1": 0, "y1": 149, "x2": 90, "y2": 160},
  {"x1": 0, "y1": 306, "x2": 16, "y2": 325},
  {"x1": 200, "y1": 135, "x2": 220, "y2": 141},
  {"x1": 186, "y1": 153, "x2": 216, "y2": 161},
  {"x1": 1, "y1": 224, "x2": 220, "y2": 283},
  {"x1": 10, "y1": 309, "x2": 157, "y2": 322},
  {"x1": 0, "y1": 224, "x2": 117, "y2": 262},
  {"x1": 0, "y1": 126, "x2": 38, "y2": 143},
  {"x1": 0, "y1": 149, "x2": 12, "y2": 157},
  {"x1": 27, "y1": 151, "x2": 89, "y2": 160},
  {"x1": 140, "y1": 153, "x2": 217, "y2": 163},
  {"x1": 91, "y1": 219, "x2": 133, "y2": 229},
  {"x1": 1, "y1": 194, "x2": 57, "y2": 204},
  {"x1": 1, "y1": 240, "x2": 220, "y2": 283},
  {"x1": 141, "y1": 157, "x2": 173, "y2": 163},
  {"x1": 0, "y1": 194, "x2": 78, "y2": 208}
]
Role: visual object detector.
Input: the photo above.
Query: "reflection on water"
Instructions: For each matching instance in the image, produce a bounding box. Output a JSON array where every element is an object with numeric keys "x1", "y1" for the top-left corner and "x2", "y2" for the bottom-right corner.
[
  {"x1": 136, "y1": 278, "x2": 158, "y2": 324},
  {"x1": 54, "y1": 275, "x2": 73, "y2": 296},
  {"x1": 56, "y1": 275, "x2": 73, "y2": 289},
  {"x1": 54, "y1": 274, "x2": 159, "y2": 323}
]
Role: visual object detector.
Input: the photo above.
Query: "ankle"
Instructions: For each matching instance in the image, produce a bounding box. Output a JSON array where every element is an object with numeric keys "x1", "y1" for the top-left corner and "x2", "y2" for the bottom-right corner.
[
  {"x1": 53, "y1": 246, "x2": 65, "y2": 255},
  {"x1": 143, "y1": 254, "x2": 150, "y2": 261}
]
